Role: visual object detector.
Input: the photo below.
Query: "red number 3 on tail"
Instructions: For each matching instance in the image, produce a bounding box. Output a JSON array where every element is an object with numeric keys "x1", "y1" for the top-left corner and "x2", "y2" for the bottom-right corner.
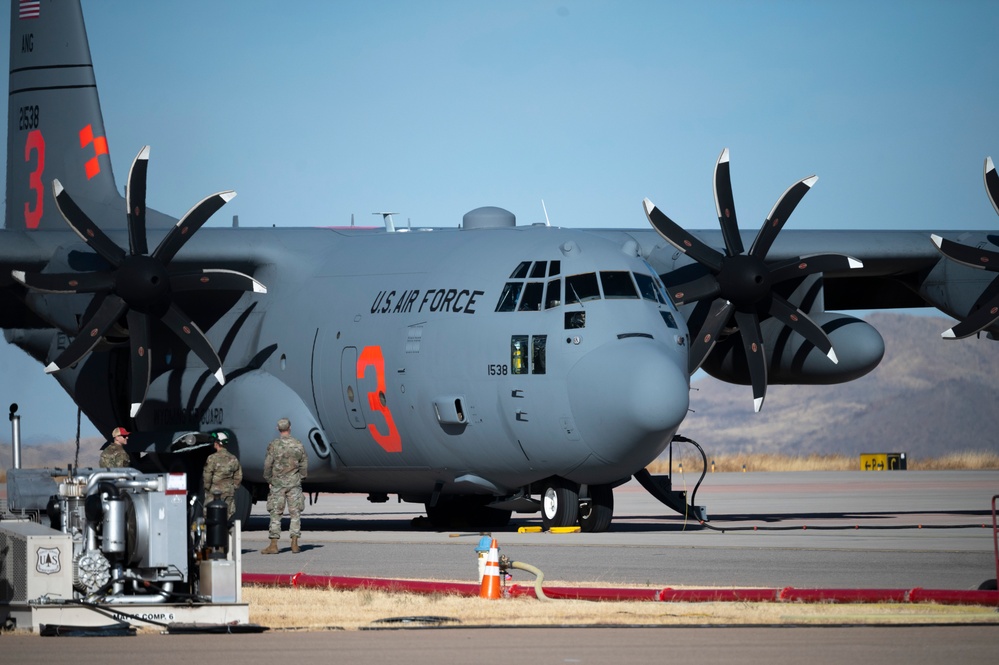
[{"x1": 24, "y1": 130, "x2": 45, "y2": 229}]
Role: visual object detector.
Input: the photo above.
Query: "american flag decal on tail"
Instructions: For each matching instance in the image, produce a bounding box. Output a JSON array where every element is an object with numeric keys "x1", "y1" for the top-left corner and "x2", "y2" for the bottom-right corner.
[{"x1": 19, "y1": 0, "x2": 41, "y2": 20}]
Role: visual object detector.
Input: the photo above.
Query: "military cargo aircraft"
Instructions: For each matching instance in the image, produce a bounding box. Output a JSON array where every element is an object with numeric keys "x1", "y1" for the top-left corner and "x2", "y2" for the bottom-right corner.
[{"x1": 3, "y1": 1, "x2": 997, "y2": 531}]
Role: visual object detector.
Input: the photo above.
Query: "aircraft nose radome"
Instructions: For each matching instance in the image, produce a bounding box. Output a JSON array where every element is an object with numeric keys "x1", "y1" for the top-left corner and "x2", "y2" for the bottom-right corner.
[{"x1": 567, "y1": 340, "x2": 689, "y2": 465}]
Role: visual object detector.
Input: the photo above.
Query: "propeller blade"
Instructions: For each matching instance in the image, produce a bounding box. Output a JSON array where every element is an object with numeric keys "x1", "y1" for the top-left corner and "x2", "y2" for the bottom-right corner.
[
  {"x1": 749, "y1": 175, "x2": 818, "y2": 258},
  {"x1": 930, "y1": 234, "x2": 999, "y2": 271},
  {"x1": 666, "y1": 273, "x2": 721, "y2": 305},
  {"x1": 688, "y1": 299, "x2": 733, "y2": 373},
  {"x1": 942, "y1": 275, "x2": 999, "y2": 339},
  {"x1": 643, "y1": 199, "x2": 724, "y2": 272},
  {"x1": 45, "y1": 294, "x2": 127, "y2": 373},
  {"x1": 153, "y1": 191, "x2": 236, "y2": 264},
  {"x1": 985, "y1": 156, "x2": 999, "y2": 217},
  {"x1": 733, "y1": 310, "x2": 767, "y2": 412},
  {"x1": 766, "y1": 293, "x2": 837, "y2": 363},
  {"x1": 942, "y1": 302, "x2": 999, "y2": 339},
  {"x1": 53, "y1": 180, "x2": 126, "y2": 266},
  {"x1": 161, "y1": 304, "x2": 225, "y2": 385},
  {"x1": 170, "y1": 268, "x2": 267, "y2": 294},
  {"x1": 126, "y1": 309, "x2": 152, "y2": 418},
  {"x1": 12, "y1": 270, "x2": 114, "y2": 294},
  {"x1": 713, "y1": 148, "x2": 744, "y2": 256},
  {"x1": 768, "y1": 253, "x2": 864, "y2": 284},
  {"x1": 126, "y1": 146, "x2": 150, "y2": 256}
]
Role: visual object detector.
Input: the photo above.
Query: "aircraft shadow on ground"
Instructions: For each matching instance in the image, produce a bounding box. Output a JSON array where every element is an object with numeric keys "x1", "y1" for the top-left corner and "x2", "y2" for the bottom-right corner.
[{"x1": 241, "y1": 507, "x2": 993, "y2": 534}]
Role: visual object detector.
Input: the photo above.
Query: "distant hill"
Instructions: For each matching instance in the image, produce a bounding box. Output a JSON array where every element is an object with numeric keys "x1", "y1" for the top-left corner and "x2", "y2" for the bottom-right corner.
[
  {"x1": 681, "y1": 312, "x2": 999, "y2": 461},
  {"x1": 2, "y1": 313, "x2": 997, "y2": 473},
  {"x1": 0, "y1": 437, "x2": 103, "y2": 472}
]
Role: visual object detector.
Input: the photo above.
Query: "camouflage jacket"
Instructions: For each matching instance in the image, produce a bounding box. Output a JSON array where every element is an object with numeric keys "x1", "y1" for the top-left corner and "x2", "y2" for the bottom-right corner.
[
  {"x1": 203, "y1": 448, "x2": 243, "y2": 496},
  {"x1": 263, "y1": 435, "x2": 308, "y2": 488},
  {"x1": 99, "y1": 443, "x2": 130, "y2": 468}
]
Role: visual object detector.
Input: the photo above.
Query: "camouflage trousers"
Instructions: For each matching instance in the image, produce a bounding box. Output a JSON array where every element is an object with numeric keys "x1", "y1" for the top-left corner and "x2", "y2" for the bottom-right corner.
[{"x1": 267, "y1": 485, "x2": 305, "y2": 538}]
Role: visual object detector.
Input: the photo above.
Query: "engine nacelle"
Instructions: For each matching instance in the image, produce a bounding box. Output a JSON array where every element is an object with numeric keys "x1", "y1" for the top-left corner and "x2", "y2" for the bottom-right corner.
[{"x1": 701, "y1": 312, "x2": 885, "y2": 385}]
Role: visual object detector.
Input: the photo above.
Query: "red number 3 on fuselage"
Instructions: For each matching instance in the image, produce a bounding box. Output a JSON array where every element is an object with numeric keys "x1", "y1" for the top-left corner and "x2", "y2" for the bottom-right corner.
[{"x1": 356, "y1": 345, "x2": 402, "y2": 452}]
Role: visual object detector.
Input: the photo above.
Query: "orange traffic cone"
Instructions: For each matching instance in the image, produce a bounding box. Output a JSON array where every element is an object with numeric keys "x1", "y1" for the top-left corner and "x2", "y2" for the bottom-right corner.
[{"x1": 479, "y1": 538, "x2": 502, "y2": 599}]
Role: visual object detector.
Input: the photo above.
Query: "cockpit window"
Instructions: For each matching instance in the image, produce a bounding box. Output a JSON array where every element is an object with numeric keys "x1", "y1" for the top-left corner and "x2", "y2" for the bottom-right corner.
[
  {"x1": 642, "y1": 260, "x2": 676, "y2": 308},
  {"x1": 565, "y1": 273, "x2": 600, "y2": 304},
  {"x1": 600, "y1": 271, "x2": 639, "y2": 299},
  {"x1": 544, "y1": 278, "x2": 561, "y2": 309},
  {"x1": 496, "y1": 282, "x2": 522, "y2": 312},
  {"x1": 498, "y1": 261, "x2": 562, "y2": 312},
  {"x1": 518, "y1": 282, "x2": 544, "y2": 311},
  {"x1": 633, "y1": 273, "x2": 659, "y2": 302},
  {"x1": 510, "y1": 262, "x2": 531, "y2": 279},
  {"x1": 660, "y1": 311, "x2": 678, "y2": 329}
]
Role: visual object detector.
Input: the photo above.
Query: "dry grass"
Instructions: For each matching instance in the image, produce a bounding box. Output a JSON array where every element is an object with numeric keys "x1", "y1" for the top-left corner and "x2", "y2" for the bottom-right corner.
[
  {"x1": 645, "y1": 450, "x2": 999, "y2": 475},
  {"x1": 239, "y1": 585, "x2": 999, "y2": 631}
]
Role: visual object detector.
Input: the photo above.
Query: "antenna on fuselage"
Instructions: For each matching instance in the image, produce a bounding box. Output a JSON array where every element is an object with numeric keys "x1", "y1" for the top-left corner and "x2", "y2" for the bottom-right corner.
[
  {"x1": 374, "y1": 212, "x2": 398, "y2": 232},
  {"x1": 542, "y1": 200, "x2": 551, "y2": 226}
]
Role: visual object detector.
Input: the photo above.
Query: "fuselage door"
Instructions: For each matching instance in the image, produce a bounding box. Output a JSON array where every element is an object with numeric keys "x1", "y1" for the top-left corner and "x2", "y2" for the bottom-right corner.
[{"x1": 341, "y1": 347, "x2": 367, "y2": 429}]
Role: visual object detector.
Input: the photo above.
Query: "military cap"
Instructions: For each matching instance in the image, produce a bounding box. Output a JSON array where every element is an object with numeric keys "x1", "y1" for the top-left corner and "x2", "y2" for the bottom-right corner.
[{"x1": 277, "y1": 418, "x2": 291, "y2": 431}]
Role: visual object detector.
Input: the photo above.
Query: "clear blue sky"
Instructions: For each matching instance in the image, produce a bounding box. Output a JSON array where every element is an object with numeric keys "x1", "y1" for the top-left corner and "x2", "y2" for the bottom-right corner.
[{"x1": 2, "y1": 1, "x2": 998, "y2": 443}]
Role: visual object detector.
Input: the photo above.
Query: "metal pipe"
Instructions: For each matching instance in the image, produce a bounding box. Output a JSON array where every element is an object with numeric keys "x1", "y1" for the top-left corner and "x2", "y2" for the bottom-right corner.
[
  {"x1": 9, "y1": 403, "x2": 21, "y2": 469},
  {"x1": 102, "y1": 581, "x2": 174, "y2": 604}
]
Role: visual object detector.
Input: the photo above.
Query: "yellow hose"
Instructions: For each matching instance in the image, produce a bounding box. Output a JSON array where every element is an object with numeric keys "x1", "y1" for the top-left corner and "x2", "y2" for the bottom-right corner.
[{"x1": 510, "y1": 560, "x2": 549, "y2": 601}]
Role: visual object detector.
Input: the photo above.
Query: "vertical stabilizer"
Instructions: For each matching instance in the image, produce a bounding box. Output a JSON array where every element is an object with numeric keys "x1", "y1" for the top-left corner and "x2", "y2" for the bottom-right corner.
[{"x1": 6, "y1": 0, "x2": 122, "y2": 231}]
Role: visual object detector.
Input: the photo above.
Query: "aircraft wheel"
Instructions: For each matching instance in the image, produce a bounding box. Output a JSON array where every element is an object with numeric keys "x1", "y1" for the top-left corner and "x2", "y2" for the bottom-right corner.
[
  {"x1": 978, "y1": 578, "x2": 997, "y2": 591},
  {"x1": 579, "y1": 484, "x2": 614, "y2": 533},
  {"x1": 541, "y1": 480, "x2": 579, "y2": 529}
]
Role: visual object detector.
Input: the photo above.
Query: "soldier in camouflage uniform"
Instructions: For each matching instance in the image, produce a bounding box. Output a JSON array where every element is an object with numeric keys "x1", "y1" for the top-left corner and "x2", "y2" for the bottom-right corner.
[
  {"x1": 100, "y1": 426, "x2": 132, "y2": 468},
  {"x1": 260, "y1": 418, "x2": 308, "y2": 554},
  {"x1": 202, "y1": 432, "x2": 243, "y2": 521}
]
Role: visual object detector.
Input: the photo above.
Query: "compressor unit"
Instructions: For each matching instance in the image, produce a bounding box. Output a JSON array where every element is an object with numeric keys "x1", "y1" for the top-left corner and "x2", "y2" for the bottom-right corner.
[{"x1": 2, "y1": 466, "x2": 245, "y2": 630}]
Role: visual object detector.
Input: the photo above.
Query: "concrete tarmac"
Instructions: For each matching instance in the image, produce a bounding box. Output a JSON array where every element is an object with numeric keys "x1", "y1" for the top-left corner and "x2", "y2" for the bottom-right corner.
[
  {"x1": 4, "y1": 625, "x2": 998, "y2": 665},
  {"x1": 5, "y1": 470, "x2": 998, "y2": 661},
  {"x1": 241, "y1": 471, "x2": 999, "y2": 590}
]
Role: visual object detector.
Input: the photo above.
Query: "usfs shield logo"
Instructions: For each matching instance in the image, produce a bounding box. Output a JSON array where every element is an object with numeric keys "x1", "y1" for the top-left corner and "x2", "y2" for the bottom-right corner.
[{"x1": 36, "y1": 547, "x2": 62, "y2": 575}]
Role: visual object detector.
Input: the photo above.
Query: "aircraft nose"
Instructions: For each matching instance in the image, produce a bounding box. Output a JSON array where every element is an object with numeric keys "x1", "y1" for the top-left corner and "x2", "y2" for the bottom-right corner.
[{"x1": 567, "y1": 339, "x2": 689, "y2": 469}]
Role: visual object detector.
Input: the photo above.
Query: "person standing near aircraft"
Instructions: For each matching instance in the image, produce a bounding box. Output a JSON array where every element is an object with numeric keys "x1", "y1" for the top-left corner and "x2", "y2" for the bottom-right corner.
[
  {"x1": 202, "y1": 432, "x2": 243, "y2": 521},
  {"x1": 260, "y1": 418, "x2": 308, "y2": 554},
  {"x1": 99, "y1": 427, "x2": 132, "y2": 468}
]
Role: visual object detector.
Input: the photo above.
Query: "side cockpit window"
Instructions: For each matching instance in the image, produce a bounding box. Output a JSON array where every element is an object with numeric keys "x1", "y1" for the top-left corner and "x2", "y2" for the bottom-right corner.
[
  {"x1": 496, "y1": 260, "x2": 565, "y2": 312},
  {"x1": 544, "y1": 278, "x2": 561, "y2": 309},
  {"x1": 633, "y1": 273, "x2": 660, "y2": 302},
  {"x1": 496, "y1": 282, "x2": 523, "y2": 312},
  {"x1": 518, "y1": 282, "x2": 544, "y2": 311},
  {"x1": 511, "y1": 262, "x2": 531, "y2": 279}
]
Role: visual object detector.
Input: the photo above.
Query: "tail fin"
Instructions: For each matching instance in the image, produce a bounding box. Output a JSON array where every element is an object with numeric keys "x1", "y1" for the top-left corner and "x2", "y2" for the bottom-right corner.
[{"x1": 6, "y1": 0, "x2": 123, "y2": 231}]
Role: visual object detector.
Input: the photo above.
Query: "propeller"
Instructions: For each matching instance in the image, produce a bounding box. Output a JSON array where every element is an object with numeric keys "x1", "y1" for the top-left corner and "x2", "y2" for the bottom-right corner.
[
  {"x1": 643, "y1": 148, "x2": 863, "y2": 412},
  {"x1": 12, "y1": 146, "x2": 266, "y2": 418},
  {"x1": 930, "y1": 156, "x2": 999, "y2": 339}
]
